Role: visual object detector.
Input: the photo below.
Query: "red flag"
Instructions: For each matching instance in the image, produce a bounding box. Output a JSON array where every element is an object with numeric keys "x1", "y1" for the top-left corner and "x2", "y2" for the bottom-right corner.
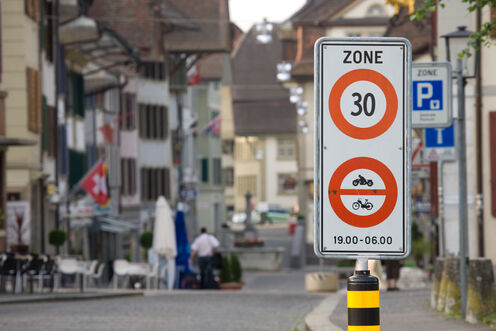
[
  {"x1": 187, "y1": 65, "x2": 200, "y2": 86},
  {"x1": 99, "y1": 124, "x2": 113, "y2": 144},
  {"x1": 80, "y1": 161, "x2": 111, "y2": 208}
]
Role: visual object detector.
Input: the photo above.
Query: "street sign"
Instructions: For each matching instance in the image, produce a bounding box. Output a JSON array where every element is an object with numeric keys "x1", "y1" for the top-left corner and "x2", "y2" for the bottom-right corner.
[
  {"x1": 425, "y1": 124, "x2": 456, "y2": 161},
  {"x1": 315, "y1": 37, "x2": 411, "y2": 259},
  {"x1": 412, "y1": 62, "x2": 452, "y2": 128}
]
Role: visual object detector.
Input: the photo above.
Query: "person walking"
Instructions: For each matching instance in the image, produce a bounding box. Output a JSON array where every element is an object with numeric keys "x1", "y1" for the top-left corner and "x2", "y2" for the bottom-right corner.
[{"x1": 190, "y1": 227, "x2": 220, "y2": 289}]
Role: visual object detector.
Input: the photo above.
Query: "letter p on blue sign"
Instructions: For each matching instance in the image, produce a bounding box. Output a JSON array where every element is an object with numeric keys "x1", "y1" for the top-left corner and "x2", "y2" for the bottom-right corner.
[{"x1": 413, "y1": 80, "x2": 442, "y2": 111}]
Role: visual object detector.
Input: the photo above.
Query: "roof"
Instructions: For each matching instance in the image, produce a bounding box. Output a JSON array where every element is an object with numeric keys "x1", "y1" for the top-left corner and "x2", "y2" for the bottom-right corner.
[
  {"x1": 88, "y1": 0, "x2": 158, "y2": 56},
  {"x1": 162, "y1": 0, "x2": 231, "y2": 53},
  {"x1": 384, "y1": 1, "x2": 432, "y2": 58},
  {"x1": 289, "y1": 0, "x2": 350, "y2": 26},
  {"x1": 231, "y1": 24, "x2": 296, "y2": 135},
  {"x1": 88, "y1": 0, "x2": 230, "y2": 57},
  {"x1": 233, "y1": 101, "x2": 297, "y2": 136},
  {"x1": 198, "y1": 53, "x2": 223, "y2": 80}
]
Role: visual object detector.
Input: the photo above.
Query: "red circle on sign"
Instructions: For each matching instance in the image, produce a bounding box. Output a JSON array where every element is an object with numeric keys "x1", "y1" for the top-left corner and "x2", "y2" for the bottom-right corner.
[
  {"x1": 328, "y1": 157, "x2": 397, "y2": 228},
  {"x1": 329, "y1": 69, "x2": 398, "y2": 140}
]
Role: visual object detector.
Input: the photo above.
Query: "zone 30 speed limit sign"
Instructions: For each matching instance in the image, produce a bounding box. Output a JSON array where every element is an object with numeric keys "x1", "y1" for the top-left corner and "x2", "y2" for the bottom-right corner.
[{"x1": 314, "y1": 37, "x2": 411, "y2": 259}]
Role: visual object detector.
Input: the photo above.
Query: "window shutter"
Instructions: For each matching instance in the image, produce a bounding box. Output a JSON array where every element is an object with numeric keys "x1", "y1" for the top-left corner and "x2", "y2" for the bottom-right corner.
[
  {"x1": 42, "y1": 96, "x2": 48, "y2": 150},
  {"x1": 201, "y1": 158, "x2": 209, "y2": 183},
  {"x1": 27, "y1": 67, "x2": 41, "y2": 133},
  {"x1": 48, "y1": 106, "x2": 56, "y2": 157},
  {"x1": 490, "y1": 112, "x2": 496, "y2": 217}
]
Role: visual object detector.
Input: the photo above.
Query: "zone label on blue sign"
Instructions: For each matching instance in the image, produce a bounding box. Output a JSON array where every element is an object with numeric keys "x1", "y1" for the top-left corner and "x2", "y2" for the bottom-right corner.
[{"x1": 412, "y1": 62, "x2": 452, "y2": 128}]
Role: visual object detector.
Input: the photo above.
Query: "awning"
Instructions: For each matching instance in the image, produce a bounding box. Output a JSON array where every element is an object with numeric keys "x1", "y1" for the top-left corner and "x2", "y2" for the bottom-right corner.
[
  {"x1": 69, "y1": 215, "x2": 139, "y2": 234},
  {"x1": 0, "y1": 137, "x2": 36, "y2": 147},
  {"x1": 59, "y1": 16, "x2": 139, "y2": 88}
]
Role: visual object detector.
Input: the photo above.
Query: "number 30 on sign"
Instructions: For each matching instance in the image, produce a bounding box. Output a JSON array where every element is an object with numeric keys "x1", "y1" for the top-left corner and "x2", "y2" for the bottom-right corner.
[{"x1": 314, "y1": 37, "x2": 412, "y2": 259}]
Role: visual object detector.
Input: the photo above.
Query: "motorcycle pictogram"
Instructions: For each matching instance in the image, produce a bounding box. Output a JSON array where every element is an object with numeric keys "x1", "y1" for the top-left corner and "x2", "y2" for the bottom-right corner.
[
  {"x1": 352, "y1": 174, "x2": 373, "y2": 187},
  {"x1": 351, "y1": 198, "x2": 373, "y2": 211}
]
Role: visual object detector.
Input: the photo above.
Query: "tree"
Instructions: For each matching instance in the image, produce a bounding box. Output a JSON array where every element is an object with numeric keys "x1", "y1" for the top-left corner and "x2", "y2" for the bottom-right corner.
[
  {"x1": 230, "y1": 254, "x2": 242, "y2": 283},
  {"x1": 140, "y1": 231, "x2": 153, "y2": 250},
  {"x1": 411, "y1": 0, "x2": 496, "y2": 57},
  {"x1": 49, "y1": 229, "x2": 66, "y2": 248},
  {"x1": 219, "y1": 256, "x2": 232, "y2": 283}
]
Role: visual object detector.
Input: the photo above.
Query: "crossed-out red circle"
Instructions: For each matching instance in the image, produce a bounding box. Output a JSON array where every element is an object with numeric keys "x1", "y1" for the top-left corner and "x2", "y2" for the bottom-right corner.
[
  {"x1": 328, "y1": 157, "x2": 397, "y2": 228},
  {"x1": 329, "y1": 69, "x2": 398, "y2": 140}
]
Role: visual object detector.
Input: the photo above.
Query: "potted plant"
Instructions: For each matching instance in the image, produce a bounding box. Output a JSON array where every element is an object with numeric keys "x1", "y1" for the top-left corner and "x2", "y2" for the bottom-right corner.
[
  {"x1": 219, "y1": 254, "x2": 243, "y2": 290},
  {"x1": 49, "y1": 229, "x2": 67, "y2": 252},
  {"x1": 140, "y1": 231, "x2": 153, "y2": 259}
]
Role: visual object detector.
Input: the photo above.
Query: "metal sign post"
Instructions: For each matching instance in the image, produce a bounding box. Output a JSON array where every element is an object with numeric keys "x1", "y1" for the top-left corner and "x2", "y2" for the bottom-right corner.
[
  {"x1": 314, "y1": 37, "x2": 412, "y2": 330},
  {"x1": 412, "y1": 62, "x2": 452, "y2": 128}
]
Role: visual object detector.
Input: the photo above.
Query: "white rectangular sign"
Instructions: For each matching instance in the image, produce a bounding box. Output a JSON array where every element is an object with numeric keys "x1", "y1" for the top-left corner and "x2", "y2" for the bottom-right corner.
[
  {"x1": 412, "y1": 62, "x2": 452, "y2": 128},
  {"x1": 314, "y1": 38, "x2": 411, "y2": 259}
]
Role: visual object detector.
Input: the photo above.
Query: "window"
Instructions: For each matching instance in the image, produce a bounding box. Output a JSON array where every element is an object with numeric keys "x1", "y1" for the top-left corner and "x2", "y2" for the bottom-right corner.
[
  {"x1": 222, "y1": 139, "x2": 234, "y2": 155},
  {"x1": 121, "y1": 158, "x2": 137, "y2": 196},
  {"x1": 278, "y1": 173, "x2": 297, "y2": 194},
  {"x1": 138, "y1": 104, "x2": 168, "y2": 139},
  {"x1": 237, "y1": 175, "x2": 256, "y2": 196},
  {"x1": 140, "y1": 62, "x2": 165, "y2": 80},
  {"x1": 224, "y1": 167, "x2": 234, "y2": 187},
  {"x1": 27, "y1": 67, "x2": 42, "y2": 133},
  {"x1": 277, "y1": 138, "x2": 295, "y2": 159},
  {"x1": 41, "y1": 96, "x2": 56, "y2": 157},
  {"x1": 25, "y1": 0, "x2": 40, "y2": 22},
  {"x1": 213, "y1": 158, "x2": 222, "y2": 185},
  {"x1": 367, "y1": 4, "x2": 385, "y2": 16},
  {"x1": 141, "y1": 167, "x2": 170, "y2": 202},
  {"x1": 120, "y1": 93, "x2": 136, "y2": 130},
  {"x1": 201, "y1": 158, "x2": 209, "y2": 183},
  {"x1": 235, "y1": 140, "x2": 256, "y2": 161},
  {"x1": 43, "y1": 0, "x2": 54, "y2": 62}
]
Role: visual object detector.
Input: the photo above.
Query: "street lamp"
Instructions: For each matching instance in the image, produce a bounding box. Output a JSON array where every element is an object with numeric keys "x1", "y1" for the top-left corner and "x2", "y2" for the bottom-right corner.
[
  {"x1": 289, "y1": 86, "x2": 303, "y2": 103},
  {"x1": 441, "y1": 25, "x2": 477, "y2": 320},
  {"x1": 255, "y1": 19, "x2": 273, "y2": 44},
  {"x1": 296, "y1": 101, "x2": 308, "y2": 116},
  {"x1": 276, "y1": 61, "x2": 292, "y2": 82},
  {"x1": 443, "y1": 26, "x2": 476, "y2": 78}
]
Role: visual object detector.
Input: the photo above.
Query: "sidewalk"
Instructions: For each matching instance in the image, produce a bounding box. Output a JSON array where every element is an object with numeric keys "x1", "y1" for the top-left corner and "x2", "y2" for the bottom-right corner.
[
  {"x1": 329, "y1": 287, "x2": 493, "y2": 331},
  {"x1": 0, "y1": 289, "x2": 143, "y2": 304}
]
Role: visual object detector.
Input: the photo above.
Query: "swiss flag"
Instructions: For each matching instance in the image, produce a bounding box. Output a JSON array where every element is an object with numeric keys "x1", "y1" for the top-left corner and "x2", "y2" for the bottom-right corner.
[
  {"x1": 80, "y1": 161, "x2": 111, "y2": 208},
  {"x1": 187, "y1": 64, "x2": 200, "y2": 86}
]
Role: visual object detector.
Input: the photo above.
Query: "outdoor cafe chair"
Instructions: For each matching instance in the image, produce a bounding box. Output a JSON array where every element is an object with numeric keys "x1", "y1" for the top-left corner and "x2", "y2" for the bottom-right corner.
[
  {"x1": 0, "y1": 253, "x2": 16, "y2": 293},
  {"x1": 55, "y1": 258, "x2": 80, "y2": 289},
  {"x1": 113, "y1": 259, "x2": 129, "y2": 289},
  {"x1": 38, "y1": 257, "x2": 55, "y2": 292},
  {"x1": 23, "y1": 254, "x2": 46, "y2": 294},
  {"x1": 89, "y1": 263, "x2": 105, "y2": 288},
  {"x1": 146, "y1": 264, "x2": 159, "y2": 289},
  {"x1": 0, "y1": 253, "x2": 29, "y2": 293},
  {"x1": 83, "y1": 260, "x2": 98, "y2": 288}
]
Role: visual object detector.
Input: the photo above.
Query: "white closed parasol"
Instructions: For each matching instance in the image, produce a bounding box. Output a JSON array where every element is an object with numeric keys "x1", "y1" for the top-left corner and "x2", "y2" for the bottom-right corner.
[{"x1": 152, "y1": 196, "x2": 177, "y2": 289}]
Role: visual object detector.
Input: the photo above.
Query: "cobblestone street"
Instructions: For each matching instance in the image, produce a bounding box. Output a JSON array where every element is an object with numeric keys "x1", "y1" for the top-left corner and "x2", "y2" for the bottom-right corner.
[{"x1": 0, "y1": 290, "x2": 324, "y2": 331}]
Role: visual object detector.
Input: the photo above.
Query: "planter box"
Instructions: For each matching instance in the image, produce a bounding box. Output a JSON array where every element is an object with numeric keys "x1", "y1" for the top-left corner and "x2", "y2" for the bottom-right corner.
[
  {"x1": 219, "y1": 282, "x2": 243, "y2": 290},
  {"x1": 305, "y1": 272, "x2": 338, "y2": 292},
  {"x1": 221, "y1": 247, "x2": 284, "y2": 271}
]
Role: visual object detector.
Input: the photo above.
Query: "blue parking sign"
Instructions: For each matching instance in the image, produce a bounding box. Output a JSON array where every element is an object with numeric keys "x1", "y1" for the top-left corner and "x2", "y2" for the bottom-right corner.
[
  {"x1": 412, "y1": 62, "x2": 452, "y2": 128},
  {"x1": 413, "y1": 80, "x2": 443, "y2": 111}
]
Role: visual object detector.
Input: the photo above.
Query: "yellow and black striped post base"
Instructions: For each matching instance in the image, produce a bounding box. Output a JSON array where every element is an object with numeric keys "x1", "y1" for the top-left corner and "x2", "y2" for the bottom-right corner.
[{"x1": 347, "y1": 270, "x2": 380, "y2": 331}]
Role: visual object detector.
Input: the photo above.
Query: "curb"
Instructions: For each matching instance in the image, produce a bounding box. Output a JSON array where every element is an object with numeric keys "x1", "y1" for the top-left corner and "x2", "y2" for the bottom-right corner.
[
  {"x1": 0, "y1": 291, "x2": 144, "y2": 304},
  {"x1": 305, "y1": 288, "x2": 346, "y2": 331}
]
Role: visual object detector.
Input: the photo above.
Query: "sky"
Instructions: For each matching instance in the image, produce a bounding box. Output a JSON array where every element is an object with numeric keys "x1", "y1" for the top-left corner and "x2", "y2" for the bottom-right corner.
[{"x1": 229, "y1": 0, "x2": 306, "y2": 32}]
